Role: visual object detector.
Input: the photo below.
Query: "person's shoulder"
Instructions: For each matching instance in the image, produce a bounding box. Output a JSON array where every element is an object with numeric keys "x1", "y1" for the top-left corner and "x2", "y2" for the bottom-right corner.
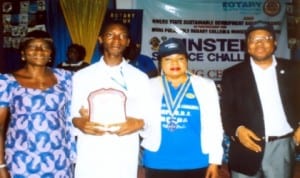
[
  {"x1": 53, "y1": 67, "x2": 71, "y2": 74},
  {"x1": 78, "y1": 62, "x2": 98, "y2": 72},
  {"x1": 137, "y1": 54, "x2": 156, "y2": 65},
  {"x1": 72, "y1": 62, "x2": 101, "y2": 80},
  {"x1": 190, "y1": 74, "x2": 215, "y2": 85},
  {"x1": 226, "y1": 61, "x2": 246, "y2": 70},
  {"x1": 277, "y1": 58, "x2": 300, "y2": 65},
  {"x1": 276, "y1": 58, "x2": 300, "y2": 74},
  {"x1": 190, "y1": 74, "x2": 219, "y2": 93},
  {"x1": 0, "y1": 73, "x2": 12, "y2": 81},
  {"x1": 81, "y1": 62, "x2": 90, "y2": 67},
  {"x1": 222, "y1": 61, "x2": 249, "y2": 77},
  {"x1": 149, "y1": 76, "x2": 163, "y2": 91},
  {"x1": 125, "y1": 62, "x2": 148, "y2": 76},
  {"x1": 52, "y1": 68, "x2": 73, "y2": 79},
  {"x1": 138, "y1": 54, "x2": 153, "y2": 60},
  {"x1": 149, "y1": 76, "x2": 161, "y2": 83},
  {"x1": 56, "y1": 62, "x2": 64, "y2": 68}
]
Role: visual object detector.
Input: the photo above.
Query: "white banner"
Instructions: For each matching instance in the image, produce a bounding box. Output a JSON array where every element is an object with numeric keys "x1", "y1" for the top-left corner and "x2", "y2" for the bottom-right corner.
[{"x1": 134, "y1": 0, "x2": 289, "y2": 81}]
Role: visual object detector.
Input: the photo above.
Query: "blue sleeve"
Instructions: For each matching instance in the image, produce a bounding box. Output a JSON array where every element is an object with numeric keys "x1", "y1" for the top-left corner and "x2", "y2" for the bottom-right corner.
[
  {"x1": 0, "y1": 74, "x2": 12, "y2": 107},
  {"x1": 139, "y1": 55, "x2": 158, "y2": 73}
]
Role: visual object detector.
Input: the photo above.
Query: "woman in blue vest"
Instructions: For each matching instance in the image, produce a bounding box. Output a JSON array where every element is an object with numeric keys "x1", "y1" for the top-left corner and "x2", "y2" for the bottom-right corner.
[{"x1": 142, "y1": 38, "x2": 224, "y2": 178}]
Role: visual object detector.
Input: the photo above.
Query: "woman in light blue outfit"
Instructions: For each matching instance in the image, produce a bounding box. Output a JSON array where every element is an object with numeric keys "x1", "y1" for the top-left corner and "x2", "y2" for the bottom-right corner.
[{"x1": 0, "y1": 30, "x2": 76, "y2": 178}]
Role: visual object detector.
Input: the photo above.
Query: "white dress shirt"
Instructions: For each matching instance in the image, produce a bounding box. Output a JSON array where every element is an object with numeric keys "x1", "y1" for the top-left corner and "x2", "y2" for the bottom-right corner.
[{"x1": 250, "y1": 56, "x2": 293, "y2": 140}]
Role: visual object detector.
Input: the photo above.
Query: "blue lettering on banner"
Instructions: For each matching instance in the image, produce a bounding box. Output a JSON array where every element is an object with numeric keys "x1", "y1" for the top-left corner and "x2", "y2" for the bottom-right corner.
[
  {"x1": 151, "y1": 38, "x2": 246, "y2": 62},
  {"x1": 222, "y1": 1, "x2": 262, "y2": 11},
  {"x1": 184, "y1": 38, "x2": 245, "y2": 52},
  {"x1": 207, "y1": 53, "x2": 244, "y2": 62}
]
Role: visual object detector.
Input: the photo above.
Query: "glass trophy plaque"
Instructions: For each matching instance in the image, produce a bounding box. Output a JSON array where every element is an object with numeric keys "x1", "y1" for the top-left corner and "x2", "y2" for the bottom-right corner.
[{"x1": 88, "y1": 88, "x2": 127, "y2": 131}]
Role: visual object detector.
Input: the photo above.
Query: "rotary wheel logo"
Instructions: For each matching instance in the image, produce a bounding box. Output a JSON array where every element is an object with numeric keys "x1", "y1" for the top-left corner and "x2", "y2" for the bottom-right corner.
[{"x1": 263, "y1": 0, "x2": 281, "y2": 17}]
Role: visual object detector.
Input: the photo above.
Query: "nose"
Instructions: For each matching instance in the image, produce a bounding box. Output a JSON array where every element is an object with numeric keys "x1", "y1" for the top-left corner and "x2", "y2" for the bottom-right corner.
[{"x1": 112, "y1": 35, "x2": 121, "y2": 41}]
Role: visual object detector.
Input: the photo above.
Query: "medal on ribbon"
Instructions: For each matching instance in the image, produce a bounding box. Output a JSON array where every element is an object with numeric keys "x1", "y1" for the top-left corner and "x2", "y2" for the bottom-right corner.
[{"x1": 162, "y1": 75, "x2": 191, "y2": 131}]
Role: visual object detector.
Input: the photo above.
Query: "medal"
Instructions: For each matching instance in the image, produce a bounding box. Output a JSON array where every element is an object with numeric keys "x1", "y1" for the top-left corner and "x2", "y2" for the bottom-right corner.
[{"x1": 162, "y1": 74, "x2": 191, "y2": 131}]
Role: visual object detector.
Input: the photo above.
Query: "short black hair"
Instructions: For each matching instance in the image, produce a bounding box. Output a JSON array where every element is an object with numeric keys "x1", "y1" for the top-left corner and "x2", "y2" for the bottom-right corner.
[
  {"x1": 99, "y1": 20, "x2": 130, "y2": 37},
  {"x1": 67, "y1": 43, "x2": 86, "y2": 60},
  {"x1": 19, "y1": 30, "x2": 54, "y2": 51},
  {"x1": 98, "y1": 21, "x2": 130, "y2": 53}
]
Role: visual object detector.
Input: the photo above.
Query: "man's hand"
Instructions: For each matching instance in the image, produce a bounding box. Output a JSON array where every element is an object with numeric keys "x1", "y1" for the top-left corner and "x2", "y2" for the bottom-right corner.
[
  {"x1": 73, "y1": 107, "x2": 144, "y2": 136},
  {"x1": 72, "y1": 107, "x2": 106, "y2": 136},
  {"x1": 108, "y1": 117, "x2": 144, "y2": 136},
  {"x1": 72, "y1": 117, "x2": 107, "y2": 135},
  {"x1": 237, "y1": 126, "x2": 262, "y2": 152}
]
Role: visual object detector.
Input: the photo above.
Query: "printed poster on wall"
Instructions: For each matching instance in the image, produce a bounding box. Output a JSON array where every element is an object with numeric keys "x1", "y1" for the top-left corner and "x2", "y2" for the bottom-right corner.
[
  {"x1": 134, "y1": 0, "x2": 289, "y2": 81},
  {"x1": 2, "y1": 0, "x2": 46, "y2": 49}
]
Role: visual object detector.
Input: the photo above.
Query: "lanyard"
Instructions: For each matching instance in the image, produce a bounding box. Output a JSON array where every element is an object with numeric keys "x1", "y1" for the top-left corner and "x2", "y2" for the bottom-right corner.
[{"x1": 110, "y1": 67, "x2": 128, "y2": 91}]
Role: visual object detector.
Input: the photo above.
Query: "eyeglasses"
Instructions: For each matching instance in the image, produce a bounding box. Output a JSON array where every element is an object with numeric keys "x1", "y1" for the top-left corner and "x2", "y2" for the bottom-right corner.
[
  {"x1": 103, "y1": 32, "x2": 129, "y2": 40},
  {"x1": 248, "y1": 36, "x2": 273, "y2": 43}
]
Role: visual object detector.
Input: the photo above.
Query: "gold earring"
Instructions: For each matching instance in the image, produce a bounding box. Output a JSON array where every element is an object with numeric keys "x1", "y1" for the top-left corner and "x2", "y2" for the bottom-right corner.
[{"x1": 21, "y1": 56, "x2": 25, "y2": 61}]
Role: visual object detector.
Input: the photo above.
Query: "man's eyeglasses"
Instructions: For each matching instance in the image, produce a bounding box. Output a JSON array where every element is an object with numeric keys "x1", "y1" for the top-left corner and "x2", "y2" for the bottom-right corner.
[
  {"x1": 248, "y1": 36, "x2": 273, "y2": 43},
  {"x1": 103, "y1": 32, "x2": 128, "y2": 40}
]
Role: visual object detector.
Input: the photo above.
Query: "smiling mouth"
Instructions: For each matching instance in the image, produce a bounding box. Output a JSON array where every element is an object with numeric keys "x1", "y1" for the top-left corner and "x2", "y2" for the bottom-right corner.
[
  {"x1": 170, "y1": 67, "x2": 180, "y2": 71},
  {"x1": 111, "y1": 45, "x2": 122, "y2": 50},
  {"x1": 32, "y1": 57, "x2": 49, "y2": 60}
]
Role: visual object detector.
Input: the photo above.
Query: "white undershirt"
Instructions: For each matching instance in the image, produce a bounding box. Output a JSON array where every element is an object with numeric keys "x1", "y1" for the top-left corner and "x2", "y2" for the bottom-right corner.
[{"x1": 250, "y1": 56, "x2": 292, "y2": 139}]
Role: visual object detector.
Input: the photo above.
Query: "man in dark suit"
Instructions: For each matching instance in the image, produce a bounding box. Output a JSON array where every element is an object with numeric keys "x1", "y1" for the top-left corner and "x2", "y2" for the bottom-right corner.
[{"x1": 221, "y1": 21, "x2": 300, "y2": 178}]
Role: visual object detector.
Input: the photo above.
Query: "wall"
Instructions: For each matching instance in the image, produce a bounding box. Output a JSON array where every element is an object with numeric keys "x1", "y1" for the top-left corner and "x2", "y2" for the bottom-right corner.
[{"x1": 116, "y1": 0, "x2": 133, "y2": 9}]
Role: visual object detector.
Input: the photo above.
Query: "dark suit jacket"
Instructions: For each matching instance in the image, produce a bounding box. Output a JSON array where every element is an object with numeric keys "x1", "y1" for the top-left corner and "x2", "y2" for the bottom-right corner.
[{"x1": 220, "y1": 58, "x2": 300, "y2": 175}]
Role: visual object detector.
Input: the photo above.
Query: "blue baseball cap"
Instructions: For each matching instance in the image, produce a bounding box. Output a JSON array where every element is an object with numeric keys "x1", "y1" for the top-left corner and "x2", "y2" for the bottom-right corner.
[{"x1": 158, "y1": 38, "x2": 187, "y2": 58}]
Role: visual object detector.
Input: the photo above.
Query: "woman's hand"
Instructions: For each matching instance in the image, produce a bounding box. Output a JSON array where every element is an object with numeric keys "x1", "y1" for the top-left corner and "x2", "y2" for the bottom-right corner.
[
  {"x1": 205, "y1": 164, "x2": 219, "y2": 178},
  {"x1": 0, "y1": 167, "x2": 11, "y2": 178}
]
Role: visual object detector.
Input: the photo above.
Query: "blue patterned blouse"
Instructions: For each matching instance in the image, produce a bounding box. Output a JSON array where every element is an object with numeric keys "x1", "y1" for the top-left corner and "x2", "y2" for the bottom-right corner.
[{"x1": 0, "y1": 68, "x2": 76, "y2": 178}]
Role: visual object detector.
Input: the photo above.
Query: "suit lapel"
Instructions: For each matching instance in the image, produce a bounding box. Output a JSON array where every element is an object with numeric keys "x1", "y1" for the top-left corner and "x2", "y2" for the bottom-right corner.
[{"x1": 242, "y1": 61, "x2": 262, "y2": 108}]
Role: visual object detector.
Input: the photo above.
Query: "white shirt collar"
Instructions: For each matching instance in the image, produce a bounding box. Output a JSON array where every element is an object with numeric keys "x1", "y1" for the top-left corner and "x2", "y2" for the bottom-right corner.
[
  {"x1": 250, "y1": 55, "x2": 277, "y2": 71},
  {"x1": 61, "y1": 60, "x2": 84, "y2": 67},
  {"x1": 99, "y1": 57, "x2": 127, "y2": 70}
]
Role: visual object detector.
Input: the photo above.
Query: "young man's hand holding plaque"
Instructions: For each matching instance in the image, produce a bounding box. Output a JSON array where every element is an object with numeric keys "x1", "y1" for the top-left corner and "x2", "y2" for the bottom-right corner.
[{"x1": 88, "y1": 88, "x2": 127, "y2": 132}]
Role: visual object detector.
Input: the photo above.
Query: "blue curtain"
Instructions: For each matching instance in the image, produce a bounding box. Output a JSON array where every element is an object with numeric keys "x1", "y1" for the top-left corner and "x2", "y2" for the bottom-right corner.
[{"x1": 45, "y1": 0, "x2": 71, "y2": 66}]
